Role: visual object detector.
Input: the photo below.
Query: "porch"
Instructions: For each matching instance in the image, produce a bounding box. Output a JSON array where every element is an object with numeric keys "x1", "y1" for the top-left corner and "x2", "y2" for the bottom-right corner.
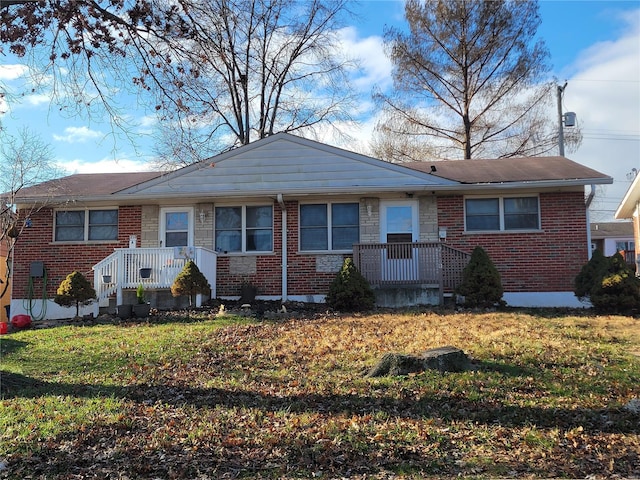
[
  {"x1": 92, "y1": 247, "x2": 217, "y2": 307},
  {"x1": 353, "y1": 242, "x2": 471, "y2": 305}
]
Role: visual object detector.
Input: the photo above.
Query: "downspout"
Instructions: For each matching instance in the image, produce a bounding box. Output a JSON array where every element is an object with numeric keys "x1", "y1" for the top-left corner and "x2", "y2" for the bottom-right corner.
[
  {"x1": 277, "y1": 194, "x2": 287, "y2": 302},
  {"x1": 585, "y1": 185, "x2": 596, "y2": 259}
]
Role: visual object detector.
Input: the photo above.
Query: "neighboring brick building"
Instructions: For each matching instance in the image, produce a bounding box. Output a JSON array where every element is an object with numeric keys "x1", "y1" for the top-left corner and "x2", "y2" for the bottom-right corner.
[{"x1": 11, "y1": 133, "x2": 612, "y2": 319}]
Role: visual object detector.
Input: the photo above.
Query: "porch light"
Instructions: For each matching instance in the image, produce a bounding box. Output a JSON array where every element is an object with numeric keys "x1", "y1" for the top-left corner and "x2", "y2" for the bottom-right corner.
[
  {"x1": 439, "y1": 226, "x2": 447, "y2": 241},
  {"x1": 199, "y1": 210, "x2": 206, "y2": 224}
]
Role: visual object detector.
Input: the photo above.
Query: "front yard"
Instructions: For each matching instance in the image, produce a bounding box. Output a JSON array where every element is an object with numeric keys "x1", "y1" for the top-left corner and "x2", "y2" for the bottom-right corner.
[{"x1": 0, "y1": 309, "x2": 638, "y2": 479}]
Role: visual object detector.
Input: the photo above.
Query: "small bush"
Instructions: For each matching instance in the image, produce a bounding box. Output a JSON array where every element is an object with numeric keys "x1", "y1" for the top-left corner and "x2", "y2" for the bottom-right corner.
[
  {"x1": 171, "y1": 260, "x2": 211, "y2": 306},
  {"x1": 574, "y1": 249, "x2": 609, "y2": 301},
  {"x1": 136, "y1": 284, "x2": 146, "y2": 304},
  {"x1": 584, "y1": 252, "x2": 640, "y2": 314},
  {"x1": 456, "y1": 246, "x2": 505, "y2": 308},
  {"x1": 326, "y1": 258, "x2": 375, "y2": 312},
  {"x1": 54, "y1": 271, "x2": 96, "y2": 317}
]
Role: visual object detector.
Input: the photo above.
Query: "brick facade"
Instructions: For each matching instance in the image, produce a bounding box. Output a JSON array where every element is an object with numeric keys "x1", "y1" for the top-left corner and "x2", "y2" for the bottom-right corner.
[
  {"x1": 13, "y1": 191, "x2": 588, "y2": 303},
  {"x1": 13, "y1": 206, "x2": 142, "y2": 298},
  {"x1": 437, "y1": 191, "x2": 588, "y2": 292},
  {"x1": 214, "y1": 200, "x2": 346, "y2": 298}
]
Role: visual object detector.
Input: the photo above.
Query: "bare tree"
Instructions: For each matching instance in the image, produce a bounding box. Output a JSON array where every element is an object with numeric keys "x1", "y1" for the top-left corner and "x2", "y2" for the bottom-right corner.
[
  {"x1": 1, "y1": 0, "x2": 357, "y2": 165},
  {"x1": 0, "y1": 127, "x2": 61, "y2": 299},
  {"x1": 374, "y1": 0, "x2": 580, "y2": 161}
]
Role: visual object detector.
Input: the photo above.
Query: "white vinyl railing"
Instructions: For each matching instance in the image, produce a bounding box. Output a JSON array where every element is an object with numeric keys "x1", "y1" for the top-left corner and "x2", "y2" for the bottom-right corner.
[{"x1": 93, "y1": 247, "x2": 217, "y2": 306}]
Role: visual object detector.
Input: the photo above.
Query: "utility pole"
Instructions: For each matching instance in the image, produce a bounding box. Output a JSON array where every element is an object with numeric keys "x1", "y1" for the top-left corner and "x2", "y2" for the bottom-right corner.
[{"x1": 557, "y1": 82, "x2": 576, "y2": 157}]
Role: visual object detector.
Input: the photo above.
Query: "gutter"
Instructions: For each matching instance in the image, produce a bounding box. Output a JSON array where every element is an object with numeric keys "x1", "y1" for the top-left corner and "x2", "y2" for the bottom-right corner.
[
  {"x1": 16, "y1": 177, "x2": 612, "y2": 207},
  {"x1": 585, "y1": 185, "x2": 596, "y2": 259},
  {"x1": 277, "y1": 193, "x2": 287, "y2": 303}
]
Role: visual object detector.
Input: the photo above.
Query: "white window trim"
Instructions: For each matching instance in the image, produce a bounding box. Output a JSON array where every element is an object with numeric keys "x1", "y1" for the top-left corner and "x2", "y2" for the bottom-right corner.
[
  {"x1": 380, "y1": 200, "x2": 419, "y2": 242},
  {"x1": 214, "y1": 204, "x2": 274, "y2": 254},
  {"x1": 53, "y1": 207, "x2": 119, "y2": 243},
  {"x1": 464, "y1": 195, "x2": 541, "y2": 233},
  {"x1": 160, "y1": 207, "x2": 194, "y2": 247},
  {"x1": 299, "y1": 201, "x2": 360, "y2": 253}
]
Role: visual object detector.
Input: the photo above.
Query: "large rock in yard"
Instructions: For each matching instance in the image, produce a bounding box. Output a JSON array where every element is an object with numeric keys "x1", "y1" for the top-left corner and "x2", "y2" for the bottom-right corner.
[
  {"x1": 624, "y1": 398, "x2": 640, "y2": 414},
  {"x1": 366, "y1": 346, "x2": 471, "y2": 377},
  {"x1": 365, "y1": 353, "x2": 427, "y2": 377},
  {"x1": 422, "y1": 346, "x2": 471, "y2": 373}
]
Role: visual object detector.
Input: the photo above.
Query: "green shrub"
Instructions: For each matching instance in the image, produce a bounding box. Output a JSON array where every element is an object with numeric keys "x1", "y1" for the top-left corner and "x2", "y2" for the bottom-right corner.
[
  {"x1": 171, "y1": 260, "x2": 211, "y2": 306},
  {"x1": 574, "y1": 249, "x2": 609, "y2": 301},
  {"x1": 136, "y1": 284, "x2": 146, "y2": 304},
  {"x1": 54, "y1": 271, "x2": 97, "y2": 317},
  {"x1": 456, "y1": 246, "x2": 505, "y2": 308},
  {"x1": 587, "y1": 252, "x2": 640, "y2": 314},
  {"x1": 326, "y1": 258, "x2": 375, "y2": 312}
]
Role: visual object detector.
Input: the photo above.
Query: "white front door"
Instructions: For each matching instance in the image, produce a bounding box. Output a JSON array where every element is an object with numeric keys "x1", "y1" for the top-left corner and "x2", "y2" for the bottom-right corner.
[
  {"x1": 380, "y1": 201, "x2": 419, "y2": 281},
  {"x1": 160, "y1": 208, "x2": 194, "y2": 248}
]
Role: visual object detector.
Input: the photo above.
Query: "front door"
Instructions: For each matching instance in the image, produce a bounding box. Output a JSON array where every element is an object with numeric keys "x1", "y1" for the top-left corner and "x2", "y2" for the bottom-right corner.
[
  {"x1": 380, "y1": 201, "x2": 419, "y2": 281},
  {"x1": 160, "y1": 208, "x2": 194, "y2": 248}
]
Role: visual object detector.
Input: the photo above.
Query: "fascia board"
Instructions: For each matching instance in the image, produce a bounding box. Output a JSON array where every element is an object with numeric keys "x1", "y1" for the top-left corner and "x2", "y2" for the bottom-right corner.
[
  {"x1": 16, "y1": 176, "x2": 611, "y2": 207},
  {"x1": 615, "y1": 174, "x2": 640, "y2": 219}
]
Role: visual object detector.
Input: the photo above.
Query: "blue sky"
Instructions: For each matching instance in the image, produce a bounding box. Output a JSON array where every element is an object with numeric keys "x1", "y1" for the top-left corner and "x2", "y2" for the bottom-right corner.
[{"x1": 1, "y1": 0, "x2": 639, "y2": 221}]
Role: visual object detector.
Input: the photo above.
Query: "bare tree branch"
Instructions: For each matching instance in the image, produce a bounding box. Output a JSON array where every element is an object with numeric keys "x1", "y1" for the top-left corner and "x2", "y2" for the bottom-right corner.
[{"x1": 373, "y1": 0, "x2": 580, "y2": 161}]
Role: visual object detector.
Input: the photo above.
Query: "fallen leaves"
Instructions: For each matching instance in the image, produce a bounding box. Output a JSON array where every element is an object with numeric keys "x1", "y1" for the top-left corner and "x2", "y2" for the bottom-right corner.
[{"x1": 1, "y1": 311, "x2": 639, "y2": 479}]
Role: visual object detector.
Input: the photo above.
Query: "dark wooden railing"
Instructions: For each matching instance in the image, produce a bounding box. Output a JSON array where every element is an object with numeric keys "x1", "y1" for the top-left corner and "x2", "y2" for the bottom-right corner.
[
  {"x1": 621, "y1": 250, "x2": 636, "y2": 268},
  {"x1": 352, "y1": 242, "x2": 471, "y2": 294}
]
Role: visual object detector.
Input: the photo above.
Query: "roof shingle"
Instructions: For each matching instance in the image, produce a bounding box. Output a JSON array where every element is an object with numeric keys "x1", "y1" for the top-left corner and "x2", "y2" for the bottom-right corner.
[{"x1": 405, "y1": 156, "x2": 610, "y2": 184}]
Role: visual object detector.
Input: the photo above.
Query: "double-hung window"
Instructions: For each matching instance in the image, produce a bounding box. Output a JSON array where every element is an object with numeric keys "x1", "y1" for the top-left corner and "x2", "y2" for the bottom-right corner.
[
  {"x1": 465, "y1": 196, "x2": 539, "y2": 232},
  {"x1": 300, "y1": 202, "x2": 359, "y2": 251},
  {"x1": 55, "y1": 209, "x2": 118, "y2": 242},
  {"x1": 215, "y1": 205, "x2": 273, "y2": 253}
]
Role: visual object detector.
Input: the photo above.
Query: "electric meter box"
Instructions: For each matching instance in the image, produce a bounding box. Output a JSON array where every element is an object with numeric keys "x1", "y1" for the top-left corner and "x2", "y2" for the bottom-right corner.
[{"x1": 30, "y1": 261, "x2": 44, "y2": 278}]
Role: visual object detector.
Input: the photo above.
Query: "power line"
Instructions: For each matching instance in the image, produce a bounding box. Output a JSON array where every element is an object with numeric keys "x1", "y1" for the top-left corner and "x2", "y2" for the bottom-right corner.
[
  {"x1": 583, "y1": 135, "x2": 640, "y2": 142},
  {"x1": 570, "y1": 79, "x2": 640, "y2": 84}
]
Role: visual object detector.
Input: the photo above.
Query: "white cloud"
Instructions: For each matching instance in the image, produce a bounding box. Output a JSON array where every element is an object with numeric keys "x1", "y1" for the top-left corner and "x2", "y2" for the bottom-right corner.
[
  {"x1": 563, "y1": 8, "x2": 640, "y2": 221},
  {"x1": 23, "y1": 93, "x2": 52, "y2": 107},
  {"x1": 53, "y1": 126, "x2": 104, "y2": 143},
  {"x1": 338, "y1": 26, "x2": 393, "y2": 93},
  {"x1": 0, "y1": 64, "x2": 29, "y2": 81},
  {"x1": 138, "y1": 114, "x2": 158, "y2": 128},
  {"x1": 58, "y1": 156, "x2": 155, "y2": 174}
]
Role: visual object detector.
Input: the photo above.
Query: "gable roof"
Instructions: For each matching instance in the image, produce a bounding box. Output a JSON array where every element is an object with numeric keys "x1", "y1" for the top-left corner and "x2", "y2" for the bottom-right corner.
[
  {"x1": 116, "y1": 133, "x2": 457, "y2": 199},
  {"x1": 615, "y1": 173, "x2": 640, "y2": 219},
  {"x1": 406, "y1": 157, "x2": 612, "y2": 185},
  {"x1": 14, "y1": 133, "x2": 613, "y2": 205}
]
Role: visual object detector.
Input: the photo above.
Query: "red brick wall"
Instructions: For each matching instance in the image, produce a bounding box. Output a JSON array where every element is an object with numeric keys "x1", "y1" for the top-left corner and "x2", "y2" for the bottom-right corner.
[
  {"x1": 15, "y1": 192, "x2": 586, "y2": 301},
  {"x1": 215, "y1": 200, "x2": 343, "y2": 298},
  {"x1": 438, "y1": 191, "x2": 589, "y2": 292},
  {"x1": 12, "y1": 206, "x2": 141, "y2": 298},
  {"x1": 215, "y1": 203, "x2": 284, "y2": 297},
  {"x1": 285, "y1": 202, "x2": 347, "y2": 296}
]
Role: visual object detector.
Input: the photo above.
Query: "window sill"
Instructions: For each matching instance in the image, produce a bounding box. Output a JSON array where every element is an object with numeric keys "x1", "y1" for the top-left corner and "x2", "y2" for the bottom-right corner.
[
  {"x1": 463, "y1": 229, "x2": 543, "y2": 235},
  {"x1": 51, "y1": 240, "x2": 120, "y2": 245},
  {"x1": 298, "y1": 250, "x2": 352, "y2": 255},
  {"x1": 216, "y1": 251, "x2": 275, "y2": 256}
]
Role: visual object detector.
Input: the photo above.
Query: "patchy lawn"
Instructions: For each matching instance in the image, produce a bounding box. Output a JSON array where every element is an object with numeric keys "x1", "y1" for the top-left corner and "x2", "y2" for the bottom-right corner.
[{"x1": 0, "y1": 309, "x2": 638, "y2": 479}]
